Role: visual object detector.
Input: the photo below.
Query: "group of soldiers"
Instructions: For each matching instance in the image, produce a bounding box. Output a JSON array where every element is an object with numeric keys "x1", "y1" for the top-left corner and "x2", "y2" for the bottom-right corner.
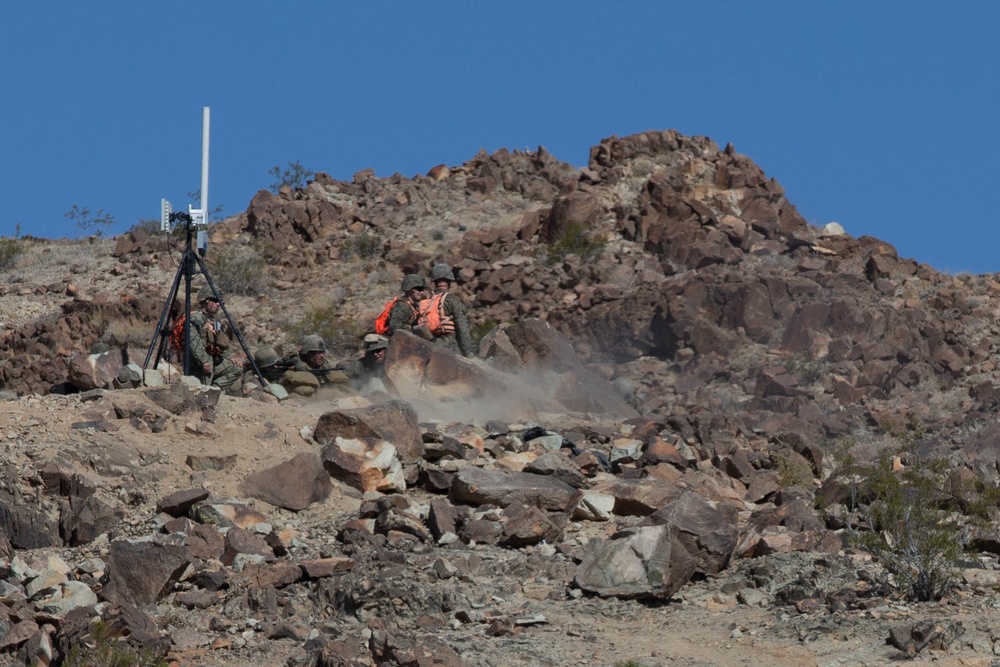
[
  {"x1": 382, "y1": 263, "x2": 477, "y2": 358},
  {"x1": 180, "y1": 262, "x2": 475, "y2": 400}
]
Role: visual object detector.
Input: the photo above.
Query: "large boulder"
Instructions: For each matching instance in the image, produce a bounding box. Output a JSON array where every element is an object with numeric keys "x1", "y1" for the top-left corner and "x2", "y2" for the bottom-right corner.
[
  {"x1": 638, "y1": 490, "x2": 737, "y2": 576},
  {"x1": 314, "y1": 401, "x2": 424, "y2": 463},
  {"x1": 575, "y1": 490, "x2": 737, "y2": 599},
  {"x1": 321, "y1": 438, "x2": 405, "y2": 493},
  {"x1": 0, "y1": 496, "x2": 59, "y2": 550},
  {"x1": 67, "y1": 350, "x2": 126, "y2": 391},
  {"x1": 385, "y1": 331, "x2": 563, "y2": 421},
  {"x1": 574, "y1": 524, "x2": 695, "y2": 600},
  {"x1": 239, "y1": 453, "x2": 332, "y2": 511},
  {"x1": 101, "y1": 540, "x2": 192, "y2": 608}
]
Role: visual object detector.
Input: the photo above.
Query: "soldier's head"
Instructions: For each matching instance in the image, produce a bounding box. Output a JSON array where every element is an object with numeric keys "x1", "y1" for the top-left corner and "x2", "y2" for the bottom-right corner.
[
  {"x1": 363, "y1": 333, "x2": 389, "y2": 362},
  {"x1": 430, "y1": 263, "x2": 455, "y2": 291},
  {"x1": 254, "y1": 346, "x2": 280, "y2": 370},
  {"x1": 401, "y1": 273, "x2": 427, "y2": 304},
  {"x1": 197, "y1": 285, "x2": 221, "y2": 314},
  {"x1": 299, "y1": 334, "x2": 327, "y2": 369}
]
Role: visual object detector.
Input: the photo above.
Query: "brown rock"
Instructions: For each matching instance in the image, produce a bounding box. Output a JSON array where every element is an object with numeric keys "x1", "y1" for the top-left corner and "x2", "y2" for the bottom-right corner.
[
  {"x1": 67, "y1": 350, "x2": 125, "y2": 391},
  {"x1": 450, "y1": 468, "x2": 581, "y2": 512},
  {"x1": 221, "y1": 528, "x2": 275, "y2": 566},
  {"x1": 500, "y1": 502, "x2": 565, "y2": 547},
  {"x1": 314, "y1": 401, "x2": 424, "y2": 463},
  {"x1": 299, "y1": 557, "x2": 355, "y2": 578},
  {"x1": 155, "y1": 488, "x2": 210, "y2": 517},
  {"x1": 101, "y1": 540, "x2": 191, "y2": 608},
  {"x1": 239, "y1": 453, "x2": 331, "y2": 511},
  {"x1": 321, "y1": 437, "x2": 405, "y2": 493}
]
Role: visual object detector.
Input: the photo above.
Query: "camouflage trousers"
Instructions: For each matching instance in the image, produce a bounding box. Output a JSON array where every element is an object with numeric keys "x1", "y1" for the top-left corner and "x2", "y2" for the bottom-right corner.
[{"x1": 197, "y1": 358, "x2": 242, "y2": 391}]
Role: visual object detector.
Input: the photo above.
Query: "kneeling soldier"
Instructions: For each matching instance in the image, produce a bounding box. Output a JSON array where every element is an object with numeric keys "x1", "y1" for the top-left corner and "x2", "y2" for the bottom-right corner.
[{"x1": 188, "y1": 285, "x2": 242, "y2": 391}]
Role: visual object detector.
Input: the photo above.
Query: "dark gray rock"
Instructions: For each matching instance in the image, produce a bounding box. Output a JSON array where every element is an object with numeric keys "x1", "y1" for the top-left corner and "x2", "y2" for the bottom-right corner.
[
  {"x1": 101, "y1": 540, "x2": 192, "y2": 608},
  {"x1": 451, "y1": 468, "x2": 581, "y2": 512},
  {"x1": 238, "y1": 453, "x2": 331, "y2": 511}
]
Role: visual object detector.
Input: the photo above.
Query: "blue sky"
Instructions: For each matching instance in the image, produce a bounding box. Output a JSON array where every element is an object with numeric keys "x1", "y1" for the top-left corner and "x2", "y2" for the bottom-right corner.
[{"x1": 3, "y1": 3, "x2": 998, "y2": 274}]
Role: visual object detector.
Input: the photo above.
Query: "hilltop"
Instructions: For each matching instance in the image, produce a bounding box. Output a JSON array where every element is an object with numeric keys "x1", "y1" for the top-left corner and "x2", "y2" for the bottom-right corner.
[{"x1": 1, "y1": 130, "x2": 1000, "y2": 666}]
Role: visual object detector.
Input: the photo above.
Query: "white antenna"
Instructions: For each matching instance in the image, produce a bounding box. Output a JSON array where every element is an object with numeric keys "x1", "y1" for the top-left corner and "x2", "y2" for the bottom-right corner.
[
  {"x1": 194, "y1": 106, "x2": 210, "y2": 226},
  {"x1": 160, "y1": 107, "x2": 211, "y2": 253}
]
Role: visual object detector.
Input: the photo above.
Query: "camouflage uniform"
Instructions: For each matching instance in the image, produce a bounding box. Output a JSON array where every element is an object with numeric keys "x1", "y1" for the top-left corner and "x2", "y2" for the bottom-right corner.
[
  {"x1": 422, "y1": 264, "x2": 477, "y2": 357},
  {"x1": 384, "y1": 274, "x2": 426, "y2": 336},
  {"x1": 187, "y1": 310, "x2": 242, "y2": 390},
  {"x1": 240, "y1": 346, "x2": 287, "y2": 395},
  {"x1": 280, "y1": 335, "x2": 353, "y2": 397},
  {"x1": 386, "y1": 298, "x2": 420, "y2": 336},
  {"x1": 338, "y1": 334, "x2": 392, "y2": 394},
  {"x1": 431, "y1": 290, "x2": 478, "y2": 358}
]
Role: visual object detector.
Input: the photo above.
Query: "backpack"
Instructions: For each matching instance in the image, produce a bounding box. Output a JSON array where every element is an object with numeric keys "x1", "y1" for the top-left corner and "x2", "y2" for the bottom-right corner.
[
  {"x1": 168, "y1": 313, "x2": 187, "y2": 352},
  {"x1": 375, "y1": 296, "x2": 408, "y2": 336}
]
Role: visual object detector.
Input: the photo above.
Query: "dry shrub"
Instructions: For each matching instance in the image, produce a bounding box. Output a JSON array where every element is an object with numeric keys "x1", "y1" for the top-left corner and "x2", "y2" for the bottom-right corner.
[
  {"x1": 0, "y1": 237, "x2": 24, "y2": 272},
  {"x1": 62, "y1": 621, "x2": 167, "y2": 667},
  {"x1": 839, "y1": 442, "x2": 963, "y2": 602},
  {"x1": 0, "y1": 224, "x2": 25, "y2": 271},
  {"x1": 340, "y1": 230, "x2": 384, "y2": 261},
  {"x1": 775, "y1": 450, "x2": 814, "y2": 488},
  {"x1": 546, "y1": 221, "x2": 606, "y2": 263},
  {"x1": 207, "y1": 244, "x2": 267, "y2": 296}
]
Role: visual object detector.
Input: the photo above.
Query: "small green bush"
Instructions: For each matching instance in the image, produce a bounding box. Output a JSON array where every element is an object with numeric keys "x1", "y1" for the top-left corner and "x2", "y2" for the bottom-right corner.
[
  {"x1": 0, "y1": 224, "x2": 25, "y2": 271},
  {"x1": 546, "y1": 221, "x2": 606, "y2": 263},
  {"x1": 62, "y1": 621, "x2": 168, "y2": 667},
  {"x1": 207, "y1": 244, "x2": 268, "y2": 297},
  {"x1": 848, "y1": 448, "x2": 962, "y2": 602},
  {"x1": 340, "y1": 230, "x2": 384, "y2": 261}
]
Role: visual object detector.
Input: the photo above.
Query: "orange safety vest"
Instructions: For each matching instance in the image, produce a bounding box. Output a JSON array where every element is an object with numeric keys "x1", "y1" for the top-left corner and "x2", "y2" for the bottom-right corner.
[
  {"x1": 375, "y1": 296, "x2": 416, "y2": 336},
  {"x1": 417, "y1": 293, "x2": 455, "y2": 336}
]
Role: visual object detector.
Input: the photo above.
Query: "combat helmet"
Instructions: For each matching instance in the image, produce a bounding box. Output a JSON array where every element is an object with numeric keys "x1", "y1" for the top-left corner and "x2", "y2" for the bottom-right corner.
[
  {"x1": 400, "y1": 274, "x2": 426, "y2": 293},
  {"x1": 363, "y1": 333, "x2": 389, "y2": 354},
  {"x1": 197, "y1": 285, "x2": 220, "y2": 303},
  {"x1": 254, "y1": 346, "x2": 280, "y2": 368},
  {"x1": 299, "y1": 334, "x2": 327, "y2": 354},
  {"x1": 430, "y1": 263, "x2": 455, "y2": 282}
]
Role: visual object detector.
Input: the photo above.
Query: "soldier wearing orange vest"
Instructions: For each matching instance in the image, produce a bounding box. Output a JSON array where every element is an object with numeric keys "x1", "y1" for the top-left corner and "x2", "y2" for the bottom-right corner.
[
  {"x1": 377, "y1": 274, "x2": 428, "y2": 337},
  {"x1": 417, "y1": 263, "x2": 477, "y2": 357}
]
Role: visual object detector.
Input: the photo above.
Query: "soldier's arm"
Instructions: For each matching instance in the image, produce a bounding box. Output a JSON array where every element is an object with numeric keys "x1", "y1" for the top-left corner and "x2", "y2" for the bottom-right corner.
[
  {"x1": 386, "y1": 301, "x2": 415, "y2": 335},
  {"x1": 446, "y1": 294, "x2": 477, "y2": 358},
  {"x1": 186, "y1": 315, "x2": 213, "y2": 367}
]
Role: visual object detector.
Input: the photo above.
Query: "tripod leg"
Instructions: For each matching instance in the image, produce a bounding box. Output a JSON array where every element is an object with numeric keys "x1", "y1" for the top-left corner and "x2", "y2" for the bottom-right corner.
[{"x1": 143, "y1": 255, "x2": 187, "y2": 371}]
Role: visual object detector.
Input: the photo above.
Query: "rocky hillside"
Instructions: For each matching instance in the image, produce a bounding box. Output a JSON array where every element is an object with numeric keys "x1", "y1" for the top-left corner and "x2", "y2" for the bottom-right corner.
[{"x1": 1, "y1": 130, "x2": 1000, "y2": 665}]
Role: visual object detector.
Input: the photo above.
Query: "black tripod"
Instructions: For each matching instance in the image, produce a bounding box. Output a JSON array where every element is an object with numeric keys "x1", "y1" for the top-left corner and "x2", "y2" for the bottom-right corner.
[{"x1": 143, "y1": 213, "x2": 265, "y2": 386}]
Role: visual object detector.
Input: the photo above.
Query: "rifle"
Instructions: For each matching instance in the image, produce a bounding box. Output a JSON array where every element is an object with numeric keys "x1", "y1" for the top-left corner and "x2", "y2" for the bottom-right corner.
[{"x1": 270, "y1": 361, "x2": 345, "y2": 377}]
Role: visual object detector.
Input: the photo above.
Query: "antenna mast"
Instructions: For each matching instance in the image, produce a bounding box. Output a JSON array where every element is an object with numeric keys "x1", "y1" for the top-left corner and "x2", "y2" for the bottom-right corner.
[{"x1": 145, "y1": 107, "x2": 266, "y2": 387}]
